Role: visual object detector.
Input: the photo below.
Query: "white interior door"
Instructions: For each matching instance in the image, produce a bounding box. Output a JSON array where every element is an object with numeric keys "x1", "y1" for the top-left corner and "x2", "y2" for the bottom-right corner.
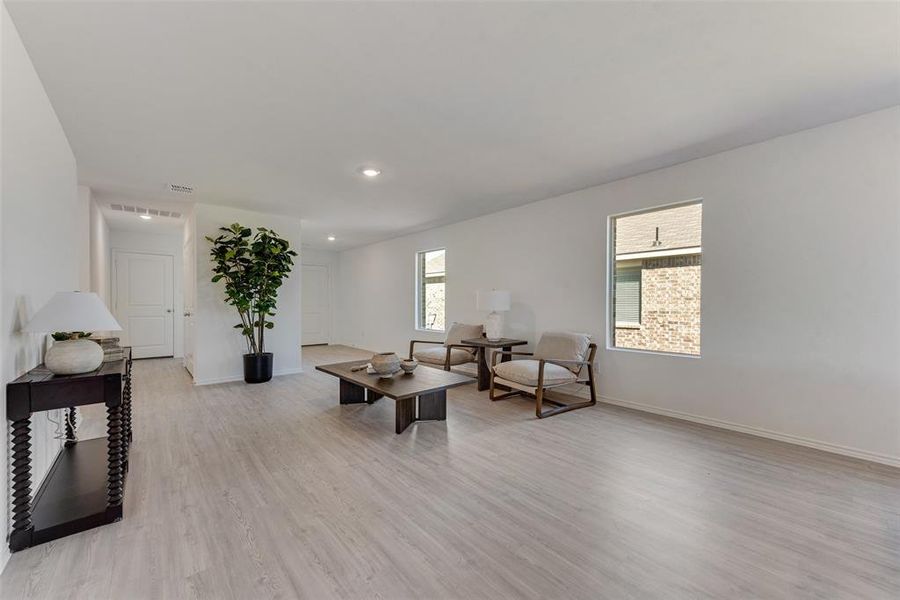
[
  {"x1": 114, "y1": 250, "x2": 175, "y2": 359},
  {"x1": 302, "y1": 264, "x2": 331, "y2": 346}
]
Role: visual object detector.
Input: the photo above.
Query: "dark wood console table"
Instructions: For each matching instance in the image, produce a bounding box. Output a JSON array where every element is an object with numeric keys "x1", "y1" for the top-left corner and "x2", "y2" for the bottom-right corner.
[{"x1": 6, "y1": 348, "x2": 132, "y2": 552}]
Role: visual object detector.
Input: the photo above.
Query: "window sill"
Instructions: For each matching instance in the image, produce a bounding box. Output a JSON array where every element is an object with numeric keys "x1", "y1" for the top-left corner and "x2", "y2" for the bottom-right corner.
[
  {"x1": 415, "y1": 328, "x2": 445, "y2": 334},
  {"x1": 606, "y1": 346, "x2": 701, "y2": 359},
  {"x1": 615, "y1": 322, "x2": 641, "y2": 330}
]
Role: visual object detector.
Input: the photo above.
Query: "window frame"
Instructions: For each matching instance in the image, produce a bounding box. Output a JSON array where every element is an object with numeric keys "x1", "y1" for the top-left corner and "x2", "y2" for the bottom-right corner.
[
  {"x1": 606, "y1": 198, "x2": 703, "y2": 358},
  {"x1": 415, "y1": 247, "x2": 447, "y2": 332}
]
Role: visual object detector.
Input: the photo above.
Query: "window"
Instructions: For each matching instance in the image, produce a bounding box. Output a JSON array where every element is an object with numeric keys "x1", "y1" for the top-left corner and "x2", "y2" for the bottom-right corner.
[
  {"x1": 416, "y1": 248, "x2": 446, "y2": 331},
  {"x1": 610, "y1": 200, "x2": 702, "y2": 355}
]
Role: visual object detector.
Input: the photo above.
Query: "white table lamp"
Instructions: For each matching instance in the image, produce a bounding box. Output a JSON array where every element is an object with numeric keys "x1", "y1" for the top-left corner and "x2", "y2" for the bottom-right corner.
[
  {"x1": 476, "y1": 290, "x2": 511, "y2": 341},
  {"x1": 23, "y1": 291, "x2": 122, "y2": 375}
]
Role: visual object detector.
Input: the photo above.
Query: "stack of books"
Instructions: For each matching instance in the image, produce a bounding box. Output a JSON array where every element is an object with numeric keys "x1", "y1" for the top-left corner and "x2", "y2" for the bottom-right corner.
[{"x1": 91, "y1": 336, "x2": 124, "y2": 362}]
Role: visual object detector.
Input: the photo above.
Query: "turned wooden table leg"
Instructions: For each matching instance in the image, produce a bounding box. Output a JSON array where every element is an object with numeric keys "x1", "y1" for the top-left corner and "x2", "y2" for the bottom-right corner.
[
  {"x1": 65, "y1": 406, "x2": 78, "y2": 447},
  {"x1": 106, "y1": 403, "x2": 124, "y2": 521},
  {"x1": 9, "y1": 418, "x2": 34, "y2": 551},
  {"x1": 124, "y1": 366, "x2": 133, "y2": 443}
]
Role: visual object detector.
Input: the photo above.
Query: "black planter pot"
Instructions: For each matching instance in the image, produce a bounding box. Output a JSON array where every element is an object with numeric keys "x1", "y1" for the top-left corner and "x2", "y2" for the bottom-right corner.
[{"x1": 243, "y1": 353, "x2": 273, "y2": 383}]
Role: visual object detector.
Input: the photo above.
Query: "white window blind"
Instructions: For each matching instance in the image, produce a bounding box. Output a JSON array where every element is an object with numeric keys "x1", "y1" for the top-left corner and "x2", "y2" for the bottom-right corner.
[{"x1": 614, "y1": 265, "x2": 641, "y2": 324}]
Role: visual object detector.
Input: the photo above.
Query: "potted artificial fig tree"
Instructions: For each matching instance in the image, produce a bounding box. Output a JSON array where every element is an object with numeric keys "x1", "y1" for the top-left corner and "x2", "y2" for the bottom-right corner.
[{"x1": 207, "y1": 224, "x2": 298, "y2": 383}]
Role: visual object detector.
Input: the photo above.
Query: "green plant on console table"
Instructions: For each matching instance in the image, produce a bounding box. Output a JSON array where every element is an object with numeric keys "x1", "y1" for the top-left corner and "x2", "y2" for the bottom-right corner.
[{"x1": 51, "y1": 331, "x2": 92, "y2": 341}]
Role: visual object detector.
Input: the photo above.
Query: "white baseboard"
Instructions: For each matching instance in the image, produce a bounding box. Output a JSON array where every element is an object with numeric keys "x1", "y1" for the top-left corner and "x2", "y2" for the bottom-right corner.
[
  {"x1": 193, "y1": 367, "x2": 304, "y2": 386},
  {"x1": 598, "y1": 395, "x2": 900, "y2": 468},
  {"x1": 274, "y1": 367, "x2": 304, "y2": 378}
]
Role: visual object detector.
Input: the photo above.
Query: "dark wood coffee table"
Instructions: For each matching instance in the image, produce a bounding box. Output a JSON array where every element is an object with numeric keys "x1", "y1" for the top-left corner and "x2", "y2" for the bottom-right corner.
[
  {"x1": 461, "y1": 338, "x2": 528, "y2": 391},
  {"x1": 315, "y1": 360, "x2": 474, "y2": 433}
]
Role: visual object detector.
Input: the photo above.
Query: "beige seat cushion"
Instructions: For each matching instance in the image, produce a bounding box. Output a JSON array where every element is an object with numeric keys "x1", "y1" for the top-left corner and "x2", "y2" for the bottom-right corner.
[
  {"x1": 493, "y1": 359, "x2": 577, "y2": 387},
  {"x1": 414, "y1": 346, "x2": 475, "y2": 366},
  {"x1": 444, "y1": 322, "x2": 483, "y2": 355},
  {"x1": 533, "y1": 331, "x2": 591, "y2": 373}
]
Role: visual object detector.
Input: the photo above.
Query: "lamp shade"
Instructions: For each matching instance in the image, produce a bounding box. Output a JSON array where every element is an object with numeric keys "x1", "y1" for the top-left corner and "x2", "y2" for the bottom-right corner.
[
  {"x1": 476, "y1": 290, "x2": 511, "y2": 312},
  {"x1": 23, "y1": 291, "x2": 122, "y2": 333}
]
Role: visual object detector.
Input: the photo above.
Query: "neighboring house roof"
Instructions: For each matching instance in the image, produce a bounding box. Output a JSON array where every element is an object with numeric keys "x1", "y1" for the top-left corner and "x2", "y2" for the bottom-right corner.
[{"x1": 615, "y1": 203, "x2": 702, "y2": 256}]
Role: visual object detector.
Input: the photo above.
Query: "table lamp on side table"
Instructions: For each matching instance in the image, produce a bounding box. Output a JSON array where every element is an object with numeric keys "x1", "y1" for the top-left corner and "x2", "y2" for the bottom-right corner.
[
  {"x1": 476, "y1": 290, "x2": 511, "y2": 342},
  {"x1": 23, "y1": 291, "x2": 122, "y2": 375}
]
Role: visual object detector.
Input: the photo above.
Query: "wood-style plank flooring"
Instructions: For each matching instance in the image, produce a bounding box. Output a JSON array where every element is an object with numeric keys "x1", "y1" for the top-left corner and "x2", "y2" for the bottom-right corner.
[{"x1": 2, "y1": 345, "x2": 898, "y2": 599}]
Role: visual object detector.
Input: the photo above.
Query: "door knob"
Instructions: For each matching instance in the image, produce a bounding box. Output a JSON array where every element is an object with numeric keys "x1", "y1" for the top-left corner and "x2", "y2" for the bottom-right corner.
[{"x1": 166, "y1": 309, "x2": 173, "y2": 313}]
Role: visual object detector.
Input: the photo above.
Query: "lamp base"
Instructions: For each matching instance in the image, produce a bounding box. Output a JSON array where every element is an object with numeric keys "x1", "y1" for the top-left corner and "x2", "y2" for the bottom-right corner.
[
  {"x1": 485, "y1": 311, "x2": 503, "y2": 341},
  {"x1": 45, "y1": 339, "x2": 104, "y2": 375}
]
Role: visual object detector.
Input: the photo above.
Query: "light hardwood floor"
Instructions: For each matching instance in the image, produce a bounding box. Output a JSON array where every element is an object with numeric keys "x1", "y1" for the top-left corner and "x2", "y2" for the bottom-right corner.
[{"x1": 2, "y1": 345, "x2": 898, "y2": 599}]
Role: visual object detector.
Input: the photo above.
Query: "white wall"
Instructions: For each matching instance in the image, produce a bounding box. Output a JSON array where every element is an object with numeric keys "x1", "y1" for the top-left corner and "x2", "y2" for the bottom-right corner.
[
  {"x1": 76, "y1": 186, "x2": 90, "y2": 291},
  {"x1": 301, "y1": 247, "x2": 341, "y2": 345},
  {"x1": 193, "y1": 204, "x2": 302, "y2": 384},
  {"x1": 88, "y1": 188, "x2": 110, "y2": 304},
  {"x1": 109, "y1": 228, "x2": 185, "y2": 357},
  {"x1": 1, "y1": 4, "x2": 89, "y2": 569},
  {"x1": 338, "y1": 107, "x2": 900, "y2": 466},
  {"x1": 182, "y1": 207, "x2": 197, "y2": 373}
]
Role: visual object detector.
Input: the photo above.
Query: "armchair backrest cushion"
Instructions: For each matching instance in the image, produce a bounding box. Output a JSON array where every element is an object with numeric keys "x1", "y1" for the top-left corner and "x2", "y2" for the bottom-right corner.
[
  {"x1": 533, "y1": 331, "x2": 591, "y2": 373},
  {"x1": 444, "y1": 322, "x2": 483, "y2": 354}
]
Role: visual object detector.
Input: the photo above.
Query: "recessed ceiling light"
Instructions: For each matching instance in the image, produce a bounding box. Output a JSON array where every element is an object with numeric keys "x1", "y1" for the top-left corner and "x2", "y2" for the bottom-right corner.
[
  {"x1": 327, "y1": 235, "x2": 336, "y2": 241},
  {"x1": 360, "y1": 168, "x2": 381, "y2": 178},
  {"x1": 140, "y1": 215, "x2": 152, "y2": 220}
]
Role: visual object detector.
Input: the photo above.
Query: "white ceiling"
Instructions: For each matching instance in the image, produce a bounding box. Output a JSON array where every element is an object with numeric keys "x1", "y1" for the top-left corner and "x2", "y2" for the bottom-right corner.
[{"x1": 8, "y1": 1, "x2": 899, "y2": 250}]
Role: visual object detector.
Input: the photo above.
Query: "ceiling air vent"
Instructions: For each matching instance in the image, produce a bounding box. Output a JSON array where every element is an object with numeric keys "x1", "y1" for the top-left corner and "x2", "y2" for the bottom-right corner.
[
  {"x1": 109, "y1": 203, "x2": 182, "y2": 219},
  {"x1": 167, "y1": 183, "x2": 194, "y2": 195}
]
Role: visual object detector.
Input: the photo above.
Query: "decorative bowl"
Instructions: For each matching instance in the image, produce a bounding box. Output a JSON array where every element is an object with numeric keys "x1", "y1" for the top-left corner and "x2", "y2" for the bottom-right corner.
[
  {"x1": 371, "y1": 352, "x2": 401, "y2": 378},
  {"x1": 399, "y1": 359, "x2": 418, "y2": 374}
]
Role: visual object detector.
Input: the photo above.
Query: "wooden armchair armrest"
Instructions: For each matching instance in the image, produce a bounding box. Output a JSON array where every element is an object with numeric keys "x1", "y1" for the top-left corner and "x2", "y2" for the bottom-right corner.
[
  {"x1": 446, "y1": 343, "x2": 478, "y2": 351},
  {"x1": 490, "y1": 350, "x2": 533, "y2": 368},
  {"x1": 538, "y1": 358, "x2": 594, "y2": 381},
  {"x1": 408, "y1": 341, "x2": 477, "y2": 370},
  {"x1": 443, "y1": 344, "x2": 479, "y2": 369},
  {"x1": 540, "y1": 358, "x2": 592, "y2": 368},
  {"x1": 408, "y1": 339, "x2": 444, "y2": 359}
]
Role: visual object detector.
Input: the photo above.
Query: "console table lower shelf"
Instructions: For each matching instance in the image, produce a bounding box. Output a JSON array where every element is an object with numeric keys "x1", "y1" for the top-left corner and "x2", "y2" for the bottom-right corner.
[{"x1": 24, "y1": 437, "x2": 124, "y2": 548}]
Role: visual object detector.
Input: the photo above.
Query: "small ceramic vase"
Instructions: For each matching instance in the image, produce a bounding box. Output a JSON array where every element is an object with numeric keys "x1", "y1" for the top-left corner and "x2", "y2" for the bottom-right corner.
[
  {"x1": 45, "y1": 339, "x2": 104, "y2": 375},
  {"x1": 371, "y1": 352, "x2": 401, "y2": 378},
  {"x1": 400, "y1": 358, "x2": 418, "y2": 374}
]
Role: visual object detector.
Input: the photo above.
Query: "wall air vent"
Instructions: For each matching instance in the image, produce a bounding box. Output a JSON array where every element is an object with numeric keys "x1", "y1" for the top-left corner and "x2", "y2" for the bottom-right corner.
[
  {"x1": 109, "y1": 203, "x2": 182, "y2": 219},
  {"x1": 167, "y1": 183, "x2": 194, "y2": 195}
]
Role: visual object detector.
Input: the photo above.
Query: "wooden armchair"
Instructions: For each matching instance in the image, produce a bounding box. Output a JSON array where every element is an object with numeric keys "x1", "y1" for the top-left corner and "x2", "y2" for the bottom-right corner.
[
  {"x1": 409, "y1": 322, "x2": 483, "y2": 371},
  {"x1": 489, "y1": 332, "x2": 597, "y2": 418}
]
